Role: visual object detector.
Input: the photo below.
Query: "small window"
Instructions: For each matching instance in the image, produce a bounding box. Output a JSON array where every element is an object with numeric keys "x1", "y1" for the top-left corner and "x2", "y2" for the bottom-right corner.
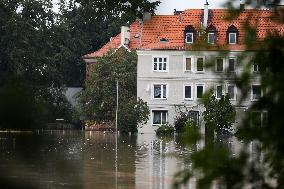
[
  {"x1": 185, "y1": 33, "x2": 193, "y2": 43},
  {"x1": 152, "y1": 110, "x2": 168, "y2": 125},
  {"x1": 153, "y1": 84, "x2": 167, "y2": 99},
  {"x1": 228, "y1": 58, "x2": 236, "y2": 72},
  {"x1": 196, "y1": 84, "x2": 205, "y2": 99},
  {"x1": 208, "y1": 33, "x2": 215, "y2": 44},
  {"x1": 216, "y1": 85, "x2": 223, "y2": 99},
  {"x1": 252, "y1": 85, "x2": 261, "y2": 100},
  {"x1": 153, "y1": 57, "x2": 168, "y2": 71},
  {"x1": 227, "y1": 85, "x2": 236, "y2": 100},
  {"x1": 184, "y1": 85, "x2": 193, "y2": 100},
  {"x1": 196, "y1": 57, "x2": 205, "y2": 72},
  {"x1": 252, "y1": 62, "x2": 259, "y2": 73},
  {"x1": 229, "y1": 33, "x2": 237, "y2": 44},
  {"x1": 184, "y1": 57, "x2": 192, "y2": 71},
  {"x1": 216, "y1": 58, "x2": 224, "y2": 72}
]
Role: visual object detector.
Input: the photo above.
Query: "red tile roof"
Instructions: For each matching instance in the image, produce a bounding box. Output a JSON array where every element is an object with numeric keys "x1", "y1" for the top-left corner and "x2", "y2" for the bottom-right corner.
[{"x1": 84, "y1": 9, "x2": 284, "y2": 58}]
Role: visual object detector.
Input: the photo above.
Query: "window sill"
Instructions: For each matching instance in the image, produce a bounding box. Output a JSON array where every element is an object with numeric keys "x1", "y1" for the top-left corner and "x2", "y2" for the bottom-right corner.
[
  {"x1": 153, "y1": 70, "x2": 168, "y2": 73},
  {"x1": 184, "y1": 98, "x2": 193, "y2": 101}
]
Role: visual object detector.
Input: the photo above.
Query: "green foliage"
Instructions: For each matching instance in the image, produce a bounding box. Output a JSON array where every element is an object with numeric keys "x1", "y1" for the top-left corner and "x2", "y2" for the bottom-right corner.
[
  {"x1": 203, "y1": 92, "x2": 236, "y2": 135},
  {"x1": 174, "y1": 106, "x2": 199, "y2": 133},
  {"x1": 155, "y1": 123, "x2": 175, "y2": 135},
  {"x1": 79, "y1": 49, "x2": 149, "y2": 133}
]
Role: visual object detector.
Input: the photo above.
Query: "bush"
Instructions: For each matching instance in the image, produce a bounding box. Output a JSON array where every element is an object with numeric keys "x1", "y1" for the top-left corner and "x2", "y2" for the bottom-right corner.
[{"x1": 155, "y1": 123, "x2": 175, "y2": 135}]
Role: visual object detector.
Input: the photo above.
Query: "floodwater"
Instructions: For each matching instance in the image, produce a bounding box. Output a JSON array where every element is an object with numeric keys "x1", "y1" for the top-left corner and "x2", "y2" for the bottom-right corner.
[{"x1": 0, "y1": 131, "x2": 242, "y2": 189}]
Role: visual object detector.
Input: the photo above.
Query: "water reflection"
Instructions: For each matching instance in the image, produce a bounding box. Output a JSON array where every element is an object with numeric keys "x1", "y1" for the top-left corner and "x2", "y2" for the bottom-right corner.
[{"x1": 0, "y1": 131, "x2": 247, "y2": 189}]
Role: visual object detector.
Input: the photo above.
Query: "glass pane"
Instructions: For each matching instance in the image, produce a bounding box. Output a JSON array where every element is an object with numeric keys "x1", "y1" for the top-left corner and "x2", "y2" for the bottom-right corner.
[
  {"x1": 228, "y1": 58, "x2": 235, "y2": 72},
  {"x1": 216, "y1": 58, "x2": 223, "y2": 71},
  {"x1": 252, "y1": 85, "x2": 261, "y2": 99},
  {"x1": 159, "y1": 58, "x2": 162, "y2": 62},
  {"x1": 197, "y1": 86, "x2": 204, "y2": 98},
  {"x1": 163, "y1": 63, "x2": 167, "y2": 70},
  {"x1": 162, "y1": 85, "x2": 167, "y2": 98},
  {"x1": 154, "y1": 85, "x2": 161, "y2": 98},
  {"x1": 154, "y1": 63, "x2": 157, "y2": 70},
  {"x1": 158, "y1": 63, "x2": 162, "y2": 70},
  {"x1": 164, "y1": 58, "x2": 167, "y2": 62},
  {"x1": 229, "y1": 33, "x2": 236, "y2": 44},
  {"x1": 153, "y1": 111, "x2": 161, "y2": 124},
  {"x1": 161, "y1": 111, "x2": 167, "y2": 124},
  {"x1": 217, "y1": 86, "x2": 222, "y2": 98},
  {"x1": 185, "y1": 58, "x2": 191, "y2": 71},
  {"x1": 197, "y1": 58, "x2": 204, "y2": 71},
  {"x1": 154, "y1": 58, "x2": 157, "y2": 62},
  {"x1": 185, "y1": 86, "x2": 192, "y2": 99},
  {"x1": 228, "y1": 85, "x2": 235, "y2": 99}
]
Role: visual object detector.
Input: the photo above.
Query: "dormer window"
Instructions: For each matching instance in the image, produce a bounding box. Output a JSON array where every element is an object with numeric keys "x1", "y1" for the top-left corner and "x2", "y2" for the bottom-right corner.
[
  {"x1": 229, "y1": 33, "x2": 237, "y2": 44},
  {"x1": 185, "y1": 33, "x2": 194, "y2": 43},
  {"x1": 208, "y1": 33, "x2": 215, "y2": 44},
  {"x1": 226, "y1": 25, "x2": 238, "y2": 45},
  {"x1": 207, "y1": 25, "x2": 217, "y2": 44},
  {"x1": 184, "y1": 25, "x2": 196, "y2": 44}
]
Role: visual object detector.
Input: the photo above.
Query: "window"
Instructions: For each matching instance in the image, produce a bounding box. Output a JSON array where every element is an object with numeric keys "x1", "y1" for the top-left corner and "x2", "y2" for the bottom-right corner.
[
  {"x1": 227, "y1": 85, "x2": 236, "y2": 100},
  {"x1": 252, "y1": 63, "x2": 259, "y2": 72},
  {"x1": 216, "y1": 85, "x2": 223, "y2": 99},
  {"x1": 216, "y1": 58, "x2": 224, "y2": 72},
  {"x1": 184, "y1": 85, "x2": 193, "y2": 100},
  {"x1": 228, "y1": 57, "x2": 236, "y2": 72},
  {"x1": 229, "y1": 33, "x2": 237, "y2": 44},
  {"x1": 152, "y1": 110, "x2": 168, "y2": 125},
  {"x1": 185, "y1": 32, "x2": 193, "y2": 43},
  {"x1": 252, "y1": 85, "x2": 261, "y2": 100},
  {"x1": 153, "y1": 57, "x2": 168, "y2": 71},
  {"x1": 196, "y1": 84, "x2": 205, "y2": 99},
  {"x1": 184, "y1": 57, "x2": 192, "y2": 71},
  {"x1": 251, "y1": 111, "x2": 267, "y2": 127},
  {"x1": 153, "y1": 84, "x2": 167, "y2": 99},
  {"x1": 208, "y1": 33, "x2": 215, "y2": 44},
  {"x1": 196, "y1": 57, "x2": 205, "y2": 72}
]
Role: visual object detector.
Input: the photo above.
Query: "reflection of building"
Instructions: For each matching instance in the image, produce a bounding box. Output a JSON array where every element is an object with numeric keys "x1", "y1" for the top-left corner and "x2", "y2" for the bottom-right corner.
[{"x1": 83, "y1": 3, "x2": 284, "y2": 133}]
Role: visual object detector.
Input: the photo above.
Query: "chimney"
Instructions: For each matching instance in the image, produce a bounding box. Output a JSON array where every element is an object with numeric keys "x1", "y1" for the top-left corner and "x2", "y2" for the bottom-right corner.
[
  {"x1": 121, "y1": 26, "x2": 130, "y2": 46},
  {"x1": 203, "y1": 1, "x2": 209, "y2": 28},
  {"x1": 240, "y1": 0, "x2": 245, "y2": 10},
  {"x1": 143, "y1": 12, "x2": 152, "y2": 21}
]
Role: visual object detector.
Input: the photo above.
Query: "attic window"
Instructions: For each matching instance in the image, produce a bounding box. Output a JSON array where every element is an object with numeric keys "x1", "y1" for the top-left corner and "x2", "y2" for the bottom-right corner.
[
  {"x1": 184, "y1": 25, "x2": 196, "y2": 44},
  {"x1": 207, "y1": 25, "x2": 217, "y2": 44},
  {"x1": 160, "y1": 38, "x2": 169, "y2": 42},
  {"x1": 227, "y1": 25, "x2": 239, "y2": 44}
]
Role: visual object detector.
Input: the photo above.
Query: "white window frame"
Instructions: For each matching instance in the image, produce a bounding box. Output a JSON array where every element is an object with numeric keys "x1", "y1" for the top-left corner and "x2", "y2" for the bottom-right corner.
[
  {"x1": 251, "y1": 84, "x2": 262, "y2": 101},
  {"x1": 229, "y1": 33, "x2": 237, "y2": 44},
  {"x1": 196, "y1": 56, "x2": 205, "y2": 73},
  {"x1": 227, "y1": 57, "x2": 237, "y2": 72},
  {"x1": 183, "y1": 84, "x2": 193, "y2": 100},
  {"x1": 215, "y1": 57, "x2": 225, "y2": 72},
  {"x1": 196, "y1": 84, "x2": 205, "y2": 99},
  {"x1": 215, "y1": 85, "x2": 224, "y2": 99},
  {"x1": 252, "y1": 62, "x2": 259, "y2": 73},
  {"x1": 183, "y1": 56, "x2": 193, "y2": 72},
  {"x1": 152, "y1": 84, "x2": 168, "y2": 100},
  {"x1": 208, "y1": 32, "x2": 215, "y2": 44},
  {"x1": 152, "y1": 109, "x2": 168, "y2": 126},
  {"x1": 185, "y1": 32, "x2": 194, "y2": 44},
  {"x1": 226, "y1": 84, "x2": 236, "y2": 100},
  {"x1": 152, "y1": 56, "x2": 169, "y2": 72}
]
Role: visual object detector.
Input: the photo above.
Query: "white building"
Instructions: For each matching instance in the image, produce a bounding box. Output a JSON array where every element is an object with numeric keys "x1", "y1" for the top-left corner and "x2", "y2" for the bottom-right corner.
[{"x1": 83, "y1": 3, "x2": 283, "y2": 133}]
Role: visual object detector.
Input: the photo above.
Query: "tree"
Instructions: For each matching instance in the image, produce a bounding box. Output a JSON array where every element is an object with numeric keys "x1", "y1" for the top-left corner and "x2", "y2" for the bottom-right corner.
[
  {"x1": 79, "y1": 49, "x2": 149, "y2": 133},
  {"x1": 203, "y1": 92, "x2": 236, "y2": 136}
]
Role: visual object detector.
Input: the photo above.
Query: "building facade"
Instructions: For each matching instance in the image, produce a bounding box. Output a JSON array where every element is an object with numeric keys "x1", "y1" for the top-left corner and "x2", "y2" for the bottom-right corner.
[{"x1": 83, "y1": 4, "x2": 283, "y2": 133}]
